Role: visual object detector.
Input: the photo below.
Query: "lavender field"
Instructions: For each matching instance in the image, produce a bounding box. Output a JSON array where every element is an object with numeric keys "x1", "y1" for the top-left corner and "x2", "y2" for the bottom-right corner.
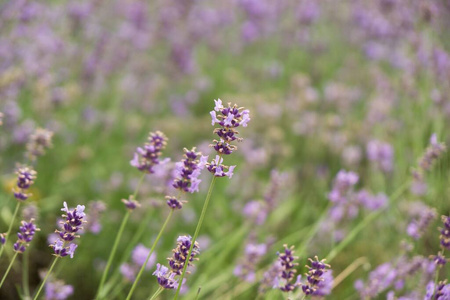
[{"x1": 0, "y1": 0, "x2": 450, "y2": 299}]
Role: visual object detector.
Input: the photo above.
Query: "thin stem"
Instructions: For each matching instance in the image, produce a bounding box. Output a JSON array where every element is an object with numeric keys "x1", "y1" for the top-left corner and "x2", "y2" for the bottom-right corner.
[
  {"x1": 23, "y1": 250, "x2": 30, "y2": 298},
  {"x1": 0, "y1": 201, "x2": 21, "y2": 259},
  {"x1": 33, "y1": 257, "x2": 59, "y2": 300},
  {"x1": 0, "y1": 252, "x2": 18, "y2": 288},
  {"x1": 332, "y1": 257, "x2": 368, "y2": 289},
  {"x1": 126, "y1": 209, "x2": 174, "y2": 300},
  {"x1": 174, "y1": 175, "x2": 218, "y2": 299},
  {"x1": 433, "y1": 249, "x2": 444, "y2": 298},
  {"x1": 96, "y1": 173, "x2": 146, "y2": 299},
  {"x1": 149, "y1": 286, "x2": 164, "y2": 300},
  {"x1": 96, "y1": 210, "x2": 130, "y2": 299}
]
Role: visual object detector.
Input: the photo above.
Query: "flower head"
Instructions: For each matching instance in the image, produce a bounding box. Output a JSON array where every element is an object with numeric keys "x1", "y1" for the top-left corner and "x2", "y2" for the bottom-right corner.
[
  {"x1": 26, "y1": 128, "x2": 53, "y2": 161},
  {"x1": 49, "y1": 202, "x2": 86, "y2": 258},
  {"x1": 45, "y1": 278, "x2": 74, "y2": 300},
  {"x1": 122, "y1": 195, "x2": 141, "y2": 211},
  {"x1": 13, "y1": 219, "x2": 39, "y2": 253},
  {"x1": 440, "y1": 215, "x2": 450, "y2": 250},
  {"x1": 210, "y1": 100, "x2": 250, "y2": 155},
  {"x1": 130, "y1": 131, "x2": 168, "y2": 173},
  {"x1": 168, "y1": 235, "x2": 200, "y2": 275},
  {"x1": 13, "y1": 166, "x2": 37, "y2": 201},
  {"x1": 302, "y1": 256, "x2": 331, "y2": 295},
  {"x1": 172, "y1": 148, "x2": 206, "y2": 194}
]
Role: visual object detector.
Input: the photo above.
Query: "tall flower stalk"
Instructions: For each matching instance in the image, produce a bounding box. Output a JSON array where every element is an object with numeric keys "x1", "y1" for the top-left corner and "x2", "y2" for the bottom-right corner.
[
  {"x1": 33, "y1": 202, "x2": 86, "y2": 300},
  {"x1": 0, "y1": 219, "x2": 39, "y2": 288},
  {"x1": 126, "y1": 148, "x2": 207, "y2": 300},
  {"x1": 174, "y1": 99, "x2": 250, "y2": 299},
  {"x1": 96, "y1": 131, "x2": 168, "y2": 299},
  {"x1": 0, "y1": 166, "x2": 37, "y2": 259}
]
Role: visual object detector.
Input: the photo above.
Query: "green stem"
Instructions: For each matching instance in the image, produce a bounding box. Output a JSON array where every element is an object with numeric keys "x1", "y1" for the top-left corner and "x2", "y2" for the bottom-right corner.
[
  {"x1": 96, "y1": 210, "x2": 130, "y2": 299},
  {"x1": 0, "y1": 252, "x2": 18, "y2": 288},
  {"x1": 23, "y1": 250, "x2": 30, "y2": 298},
  {"x1": 0, "y1": 202, "x2": 21, "y2": 259},
  {"x1": 96, "y1": 173, "x2": 146, "y2": 299},
  {"x1": 149, "y1": 287, "x2": 164, "y2": 300},
  {"x1": 33, "y1": 257, "x2": 59, "y2": 300},
  {"x1": 126, "y1": 209, "x2": 174, "y2": 300},
  {"x1": 174, "y1": 176, "x2": 217, "y2": 299},
  {"x1": 433, "y1": 249, "x2": 444, "y2": 298}
]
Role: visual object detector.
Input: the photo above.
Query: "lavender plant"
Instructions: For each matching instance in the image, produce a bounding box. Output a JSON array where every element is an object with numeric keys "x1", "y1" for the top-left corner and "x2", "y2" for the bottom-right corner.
[
  {"x1": 33, "y1": 202, "x2": 86, "y2": 300},
  {"x1": 174, "y1": 100, "x2": 250, "y2": 299}
]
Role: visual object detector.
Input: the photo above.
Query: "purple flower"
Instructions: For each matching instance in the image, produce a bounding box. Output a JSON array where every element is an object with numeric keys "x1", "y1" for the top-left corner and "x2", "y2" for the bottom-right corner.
[
  {"x1": 234, "y1": 242, "x2": 268, "y2": 283},
  {"x1": 273, "y1": 245, "x2": 301, "y2": 292},
  {"x1": 26, "y1": 128, "x2": 53, "y2": 161},
  {"x1": 172, "y1": 148, "x2": 206, "y2": 194},
  {"x1": 45, "y1": 279, "x2": 74, "y2": 300},
  {"x1": 302, "y1": 256, "x2": 331, "y2": 295},
  {"x1": 132, "y1": 244, "x2": 156, "y2": 270},
  {"x1": 130, "y1": 131, "x2": 168, "y2": 173},
  {"x1": 13, "y1": 166, "x2": 37, "y2": 201},
  {"x1": 122, "y1": 195, "x2": 141, "y2": 211},
  {"x1": 153, "y1": 263, "x2": 179, "y2": 289},
  {"x1": 13, "y1": 219, "x2": 39, "y2": 253},
  {"x1": 49, "y1": 202, "x2": 86, "y2": 258},
  {"x1": 168, "y1": 235, "x2": 200, "y2": 275},
  {"x1": 367, "y1": 140, "x2": 394, "y2": 173},
  {"x1": 312, "y1": 270, "x2": 333, "y2": 296},
  {"x1": 210, "y1": 100, "x2": 250, "y2": 155},
  {"x1": 120, "y1": 263, "x2": 136, "y2": 282},
  {"x1": 419, "y1": 133, "x2": 446, "y2": 172},
  {"x1": 327, "y1": 170, "x2": 358, "y2": 203},
  {"x1": 405, "y1": 202, "x2": 437, "y2": 240},
  {"x1": 0, "y1": 233, "x2": 6, "y2": 245},
  {"x1": 206, "y1": 155, "x2": 236, "y2": 178},
  {"x1": 440, "y1": 215, "x2": 450, "y2": 250}
]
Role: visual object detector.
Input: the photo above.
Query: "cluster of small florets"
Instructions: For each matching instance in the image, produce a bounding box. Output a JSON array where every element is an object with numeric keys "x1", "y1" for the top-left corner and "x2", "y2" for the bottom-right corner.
[
  {"x1": 207, "y1": 99, "x2": 250, "y2": 177},
  {"x1": 13, "y1": 166, "x2": 37, "y2": 201},
  {"x1": 130, "y1": 131, "x2": 168, "y2": 174},
  {"x1": 172, "y1": 148, "x2": 207, "y2": 194},
  {"x1": 168, "y1": 235, "x2": 200, "y2": 275},
  {"x1": 440, "y1": 215, "x2": 450, "y2": 250},
  {"x1": 13, "y1": 219, "x2": 39, "y2": 253},
  {"x1": 234, "y1": 242, "x2": 268, "y2": 282},
  {"x1": 49, "y1": 202, "x2": 86, "y2": 258},
  {"x1": 26, "y1": 128, "x2": 54, "y2": 161},
  {"x1": 122, "y1": 195, "x2": 141, "y2": 211},
  {"x1": 328, "y1": 170, "x2": 359, "y2": 203},
  {"x1": 419, "y1": 134, "x2": 446, "y2": 172},
  {"x1": 153, "y1": 236, "x2": 200, "y2": 290},
  {"x1": 275, "y1": 245, "x2": 300, "y2": 292},
  {"x1": 210, "y1": 99, "x2": 250, "y2": 155},
  {"x1": 302, "y1": 256, "x2": 331, "y2": 295},
  {"x1": 206, "y1": 155, "x2": 235, "y2": 178},
  {"x1": 166, "y1": 196, "x2": 184, "y2": 210}
]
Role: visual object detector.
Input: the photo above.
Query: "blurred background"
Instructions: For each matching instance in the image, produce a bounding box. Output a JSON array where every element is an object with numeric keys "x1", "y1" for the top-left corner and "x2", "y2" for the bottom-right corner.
[{"x1": 1, "y1": 0, "x2": 450, "y2": 299}]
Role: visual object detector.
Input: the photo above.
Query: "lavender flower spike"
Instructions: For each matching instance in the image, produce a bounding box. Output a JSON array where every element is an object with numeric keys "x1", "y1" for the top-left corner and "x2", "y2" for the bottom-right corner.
[
  {"x1": 13, "y1": 166, "x2": 37, "y2": 201},
  {"x1": 13, "y1": 219, "x2": 39, "y2": 253},
  {"x1": 26, "y1": 128, "x2": 54, "y2": 161},
  {"x1": 274, "y1": 245, "x2": 301, "y2": 292},
  {"x1": 439, "y1": 215, "x2": 450, "y2": 250},
  {"x1": 130, "y1": 131, "x2": 168, "y2": 173},
  {"x1": 49, "y1": 202, "x2": 86, "y2": 258},
  {"x1": 172, "y1": 148, "x2": 207, "y2": 194},
  {"x1": 302, "y1": 256, "x2": 331, "y2": 295}
]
